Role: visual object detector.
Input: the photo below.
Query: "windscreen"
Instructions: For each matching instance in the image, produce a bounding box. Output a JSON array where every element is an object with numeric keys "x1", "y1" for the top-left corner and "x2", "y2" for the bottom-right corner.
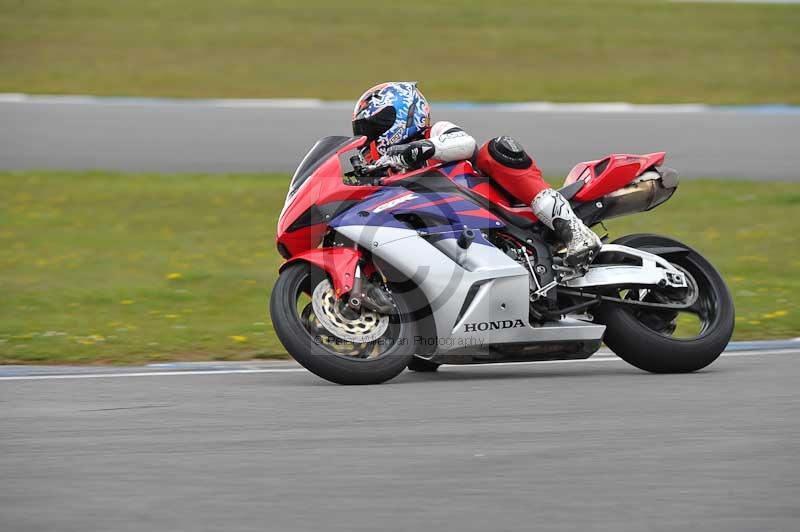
[{"x1": 287, "y1": 136, "x2": 361, "y2": 197}]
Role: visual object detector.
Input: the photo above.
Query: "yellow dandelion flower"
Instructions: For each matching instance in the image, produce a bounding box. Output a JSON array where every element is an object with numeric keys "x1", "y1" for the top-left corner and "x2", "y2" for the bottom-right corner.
[
  {"x1": 763, "y1": 310, "x2": 788, "y2": 319},
  {"x1": 229, "y1": 335, "x2": 248, "y2": 343},
  {"x1": 703, "y1": 227, "x2": 720, "y2": 240},
  {"x1": 165, "y1": 314, "x2": 180, "y2": 319},
  {"x1": 120, "y1": 299, "x2": 135, "y2": 305},
  {"x1": 166, "y1": 272, "x2": 183, "y2": 280}
]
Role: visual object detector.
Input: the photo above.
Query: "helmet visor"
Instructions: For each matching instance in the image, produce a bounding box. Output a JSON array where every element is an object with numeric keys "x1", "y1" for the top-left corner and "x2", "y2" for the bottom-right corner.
[{"x1": 352, "y1": 106, "x2": 396, "y2": 141}]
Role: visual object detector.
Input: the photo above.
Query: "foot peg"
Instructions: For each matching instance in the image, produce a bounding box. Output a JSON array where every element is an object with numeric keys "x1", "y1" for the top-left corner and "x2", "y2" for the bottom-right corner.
[{"x1": 531, "y1": 188, "x2": 601, "y2": 269}]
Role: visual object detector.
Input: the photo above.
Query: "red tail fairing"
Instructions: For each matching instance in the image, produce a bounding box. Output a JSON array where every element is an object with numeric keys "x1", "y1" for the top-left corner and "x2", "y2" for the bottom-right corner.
[{"x1": 564, "y1": 152, "x2": 666, "y2": 201}]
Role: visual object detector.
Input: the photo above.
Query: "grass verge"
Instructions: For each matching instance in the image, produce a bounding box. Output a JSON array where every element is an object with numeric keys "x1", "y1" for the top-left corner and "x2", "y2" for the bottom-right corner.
[
  {"x1": 1, "y1": 171, "x2": 798, "y2": 365},
  {"x1": 1, "y1": 0, "x2": 799, "y2": 104}
]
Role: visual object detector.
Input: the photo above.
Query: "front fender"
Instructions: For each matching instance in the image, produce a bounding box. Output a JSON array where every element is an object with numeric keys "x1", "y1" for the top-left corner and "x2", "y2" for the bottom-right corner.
[{"x1": 280, "y1": 247, "x2": 361, "y2": 297}]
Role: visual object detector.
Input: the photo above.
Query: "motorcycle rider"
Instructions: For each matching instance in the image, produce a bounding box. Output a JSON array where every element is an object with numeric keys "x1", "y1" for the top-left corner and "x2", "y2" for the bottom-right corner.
[{"x1": 352, "y1": 81, "x2": 601, "y2": 267}]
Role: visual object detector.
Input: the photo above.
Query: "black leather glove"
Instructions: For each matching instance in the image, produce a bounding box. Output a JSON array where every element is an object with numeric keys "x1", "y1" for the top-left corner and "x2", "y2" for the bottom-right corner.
[{"x1": 383, "y1": 140, "x2": 436, "y2": 169}]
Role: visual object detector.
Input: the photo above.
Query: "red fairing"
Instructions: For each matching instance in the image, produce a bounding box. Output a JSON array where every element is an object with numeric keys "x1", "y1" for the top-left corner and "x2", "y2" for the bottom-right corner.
[
  {"x1": 277, "y1": 137, "x2": 379, "y2": 257},
  {"x1": 280, "y1": 247, "x2": 362, "y2": 297},
  {"x1": 381, "y1": 160, "x2": 445, "y2": 186},
  {"x1": 276, "y1": 137, "x2": 376, "y2": 296},
  {"x1": 564, "y1": 152, "x2": 666, "y2": 202},
  {"x1": 384, "y1": 159, "x2": 539, "y2": 223}
]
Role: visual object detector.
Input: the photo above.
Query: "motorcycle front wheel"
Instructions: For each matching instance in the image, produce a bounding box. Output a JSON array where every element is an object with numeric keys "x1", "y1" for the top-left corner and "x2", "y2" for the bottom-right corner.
[
  {"x1": 595, "y1": 234, "x2": 735, "y2": 373},
  {"x1": 270, "y1": 262, "x2": 418, "y2": 385}
]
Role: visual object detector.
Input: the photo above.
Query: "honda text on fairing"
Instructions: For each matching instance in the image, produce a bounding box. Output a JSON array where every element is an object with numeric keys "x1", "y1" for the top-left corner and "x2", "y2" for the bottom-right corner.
[{"x1": 270, "y1": 136, "x2": 734, "y2": 385}]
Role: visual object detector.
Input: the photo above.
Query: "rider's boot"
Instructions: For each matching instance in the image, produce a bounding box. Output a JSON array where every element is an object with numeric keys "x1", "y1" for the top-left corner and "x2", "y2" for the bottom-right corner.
[{"x1": 531, "y1": 188, "x2": 602, "y2": 268}]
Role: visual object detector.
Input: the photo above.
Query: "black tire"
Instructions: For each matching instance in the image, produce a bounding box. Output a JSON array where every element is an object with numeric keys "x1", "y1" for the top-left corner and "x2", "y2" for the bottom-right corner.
[
  {"x1": 270, "y1": 262, "x2": 418, "y2": 385},
  {"x1": 594, "y1": 234, "x2": 735, "y2": 373},
  {"x1": 407, "y1": 356, "x2": 440, "y2": 373}
]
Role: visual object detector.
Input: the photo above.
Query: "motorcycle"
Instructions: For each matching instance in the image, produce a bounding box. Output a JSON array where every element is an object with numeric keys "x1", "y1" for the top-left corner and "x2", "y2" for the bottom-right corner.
[{"x1": 270, "y1": 135, "x2": 735, "y2": 384}]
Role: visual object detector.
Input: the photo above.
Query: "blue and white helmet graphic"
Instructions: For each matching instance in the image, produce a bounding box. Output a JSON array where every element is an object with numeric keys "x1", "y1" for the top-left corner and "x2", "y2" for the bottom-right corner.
[{"x1": 352, "y1": 81, "x2": 431, "y2": 155}]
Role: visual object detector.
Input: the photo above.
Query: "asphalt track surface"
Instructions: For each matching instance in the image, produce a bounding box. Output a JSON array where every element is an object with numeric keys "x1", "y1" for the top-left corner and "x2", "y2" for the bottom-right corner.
[
  {"x1": 2, "y1": 98, "x2": 799, "y2": 180},
  {"x1": 2, "y1": 349, "x2": 799, "y2": 532}
]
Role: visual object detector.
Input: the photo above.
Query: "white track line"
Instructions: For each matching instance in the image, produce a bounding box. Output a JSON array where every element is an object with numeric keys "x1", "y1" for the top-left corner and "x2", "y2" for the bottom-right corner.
[
  {"x1": 0, "y1": 94, "x2": 705, "y2": 112},
  {"x1": 3, "y1": 94, "x2": 799, "y2": 114},
  {"x1": 0, "y1": 349, "x2": 797, "y2": 382},
  {"x1": 0, "y1": 367, "x2": 304, "y2": 381}
]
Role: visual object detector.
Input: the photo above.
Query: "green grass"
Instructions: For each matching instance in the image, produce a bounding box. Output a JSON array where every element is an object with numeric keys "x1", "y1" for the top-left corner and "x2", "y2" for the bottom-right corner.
[
  {"x1": 1, "y1": 0, "x2": 799, "y2": 103},
  {"x1": 1, "y1": 171, "x2": 798, "y2": 365}
]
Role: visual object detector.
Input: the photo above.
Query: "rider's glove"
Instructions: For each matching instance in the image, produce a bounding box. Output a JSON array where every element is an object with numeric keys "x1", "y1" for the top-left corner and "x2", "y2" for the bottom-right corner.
[{"x1": 379, "y1": 140, "x2": 436, "y2": 170}]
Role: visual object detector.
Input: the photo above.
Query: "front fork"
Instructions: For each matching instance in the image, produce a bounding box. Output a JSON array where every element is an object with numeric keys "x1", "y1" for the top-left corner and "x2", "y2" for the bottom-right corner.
[
  {"x1": 347, "y1": 264, "x2": 365, "y2": 311},
  {"x1": 346, "y1": 262, "x2": 397, "y2": 315}
]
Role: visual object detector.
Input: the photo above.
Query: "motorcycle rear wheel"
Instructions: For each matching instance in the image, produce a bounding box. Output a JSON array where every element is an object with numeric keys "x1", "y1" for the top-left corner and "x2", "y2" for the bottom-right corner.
[
  {"x1": 595, "y1": 234, "x2": 735, "y2": 373},
  {"x1": 270, "y1": 262, "x2": 417, "y2": 385}
]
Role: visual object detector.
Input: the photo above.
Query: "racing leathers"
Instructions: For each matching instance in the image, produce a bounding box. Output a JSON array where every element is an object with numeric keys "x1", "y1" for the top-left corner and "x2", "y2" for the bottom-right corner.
[{"x1": 377, "y1": 121, "x2": 476, "y2": 170}]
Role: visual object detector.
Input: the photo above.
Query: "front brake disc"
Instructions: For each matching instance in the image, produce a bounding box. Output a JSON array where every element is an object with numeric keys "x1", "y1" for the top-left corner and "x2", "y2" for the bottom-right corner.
[{"x1": 311, "y1": 279, "x2": 389, "y2": 343}]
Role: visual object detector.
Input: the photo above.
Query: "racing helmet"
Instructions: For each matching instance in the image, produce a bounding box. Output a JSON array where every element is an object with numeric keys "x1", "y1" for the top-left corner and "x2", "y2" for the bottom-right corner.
[{"x1": 352, "y1": 81, "x2": 431, "y2": 156}]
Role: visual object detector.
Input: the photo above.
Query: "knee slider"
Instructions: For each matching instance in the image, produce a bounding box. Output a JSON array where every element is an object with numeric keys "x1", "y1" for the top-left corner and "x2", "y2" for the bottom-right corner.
[{"x1": 487, "y1": 136, "x2": 533, "y2": 170}]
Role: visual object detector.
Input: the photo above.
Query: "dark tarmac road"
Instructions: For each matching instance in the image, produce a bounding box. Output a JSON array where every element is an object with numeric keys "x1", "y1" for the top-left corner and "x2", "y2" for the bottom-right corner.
[{"x1": 2, "y1": 350, "x2": 798, "y2": 532}]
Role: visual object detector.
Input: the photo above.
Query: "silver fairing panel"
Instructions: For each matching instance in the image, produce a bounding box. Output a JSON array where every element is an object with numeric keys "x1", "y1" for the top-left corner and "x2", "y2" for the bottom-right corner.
[{"x1": 334, "y1": 225, "x2": 605, "y2": 353}]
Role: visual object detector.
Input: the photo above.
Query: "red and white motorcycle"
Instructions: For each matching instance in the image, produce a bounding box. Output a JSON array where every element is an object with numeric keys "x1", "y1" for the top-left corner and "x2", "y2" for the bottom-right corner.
[{"x1": 270, "y1": 135, "x2": 735, "y2": 384}]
